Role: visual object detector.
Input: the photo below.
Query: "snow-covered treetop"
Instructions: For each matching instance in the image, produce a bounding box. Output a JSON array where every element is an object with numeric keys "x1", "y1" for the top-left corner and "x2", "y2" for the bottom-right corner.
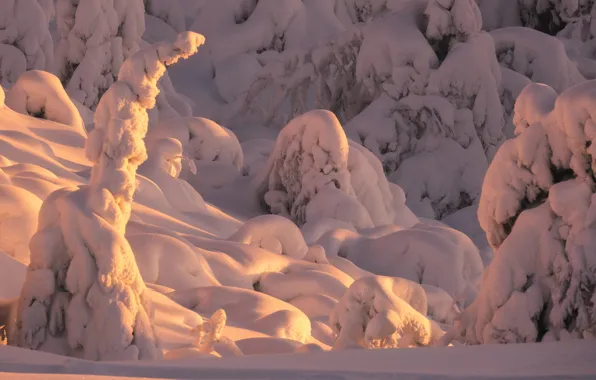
[
  {"x1": 0, "y1": 0, "x2": 54, "y2": 85},
  {"x1": 87, "y1": 31, "x2": 205, "y2": 231},
  {"x1": 478, "y1": 79, "x2": 596, "y2": 248},
  {"x1": 56, "y1": 0, "x2": 146, "y2": 109}
]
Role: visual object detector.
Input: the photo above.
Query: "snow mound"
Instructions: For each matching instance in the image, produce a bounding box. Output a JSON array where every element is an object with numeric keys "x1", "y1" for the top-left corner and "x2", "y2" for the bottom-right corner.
[
  {"x1": 5, "y1": 70, "x2": 86, "y2": 136},
  {"x1": 315, "y1": 222, "x2": 483, "y2": 306},
  {"x1": 330, "y1": 275, "x2": 444, "y2": 349},
  {"x1": 228, "y1": 215, "x2": 309, "y2": 259}
]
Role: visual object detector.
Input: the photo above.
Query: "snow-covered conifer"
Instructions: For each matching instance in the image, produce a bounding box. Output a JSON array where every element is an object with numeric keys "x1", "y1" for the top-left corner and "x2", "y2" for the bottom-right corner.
[
  {"x1": 255, "y1": 110, "x2": 371, "y2": 228},
  {"x1": 55, "y1": 0, "x2": 145, "y2": 109},
  {"x1": 0, "y1": 0, "x2": 54, "y2": 86},
  {"x1": 15, "y1": 32, "x2": 205, "y2": 360},
  {"x1": 450, "y1": 80, "x2": 596, "y2": 344}
]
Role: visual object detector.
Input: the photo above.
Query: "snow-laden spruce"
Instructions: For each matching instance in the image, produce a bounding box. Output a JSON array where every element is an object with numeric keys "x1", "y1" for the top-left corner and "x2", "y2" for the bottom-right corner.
[
  {"x1": 15, "y1": 32, "x2": 205, "y2": 360},
  {"x1": 449, "y1": 80, "x2": 596, "y2": 345},
  {"x1": 0, "y1": 0, "x2": 54, "y2": 86},
  {"x1": 55, "y1": 0, "x2": 145, "y2": 109},
  {"x1": 345, "y1": 0, "x2": 504, "y2": 219},
  {"x1": 195, "y1": 0, "x2": 507, "y2": 222},
  {"x1": 255, "y1": 110, "x2": 414, "y2": 229}
]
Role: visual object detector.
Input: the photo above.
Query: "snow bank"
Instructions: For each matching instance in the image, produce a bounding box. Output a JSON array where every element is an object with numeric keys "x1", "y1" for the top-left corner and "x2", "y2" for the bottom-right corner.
[
  {"x1": 315, "y1": 223, "x2": 483, "y2": 306},
  {"x1": 147, "y1": 117, "x2": 243, "y2": 187},
  {"x1": 228, "y1": 215, "x2": 309, "y2": 259},
  {"x1": 5, "y1": 71, "x2": 86, "y2": 136},
  {"x1": 169, "y1": 286, "x2": 312, "y2": 343}
]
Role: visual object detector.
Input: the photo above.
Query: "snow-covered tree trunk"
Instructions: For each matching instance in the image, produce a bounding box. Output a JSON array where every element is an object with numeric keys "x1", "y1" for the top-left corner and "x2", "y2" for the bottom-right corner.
[
  {"x1": 55, "y1": 0, "x2": 145, "y2": 110},
  {"x1": 0, "y1": 0, "x2": 54, "y2": 86},
  {"x1": 15, "y1": 32, "x2": 205, "y2": 360}
]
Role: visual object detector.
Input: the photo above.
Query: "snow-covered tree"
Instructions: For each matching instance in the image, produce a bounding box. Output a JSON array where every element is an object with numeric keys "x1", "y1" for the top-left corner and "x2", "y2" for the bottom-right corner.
[
  {"x1": 55, "y1": 0, "x2": 145, "y2": 109},
  {"x1": 0, "y1": 0, "x2": 54, "y2": 86},
  {"x1": 450, "y1": 80, "x2": 596, "y2": 344},
  {"x1": 342, "y1": 0, "x2": 506, "y2": 219},
  {"x1": 256, "y1": 109, "x2": 413, "y2": 229},
  {"x1": 255, "y1": 110, "x2": 364, "y2": 227},
  {"x1": 15, "y1": 32, "x2": 205, "y2": 360}
]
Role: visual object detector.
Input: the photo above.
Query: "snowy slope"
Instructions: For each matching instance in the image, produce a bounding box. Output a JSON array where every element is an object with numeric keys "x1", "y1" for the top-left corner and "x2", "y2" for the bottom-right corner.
[{"x1": 0, "y1": 339, "x2": 595, "y2": 379}]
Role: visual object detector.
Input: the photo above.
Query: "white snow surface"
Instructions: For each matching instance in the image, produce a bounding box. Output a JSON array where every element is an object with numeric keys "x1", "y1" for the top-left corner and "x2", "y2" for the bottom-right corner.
[{"x1": 2, "y1": 1, "x2": 596, "y2": 378}]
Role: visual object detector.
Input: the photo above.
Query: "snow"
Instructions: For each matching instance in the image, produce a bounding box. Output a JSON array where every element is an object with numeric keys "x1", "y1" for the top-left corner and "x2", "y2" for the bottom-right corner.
[
  {"x1": 15, "y1": 32, "x2": 205, "y2": 361},
  {"x1": 491, "y1": 27, "x2": 585, "y2": 94},
  {"x1": 454, "y1": 79, "x2": 596, "y2": 345},
  {"x1": 1, "y1": 1, "x2": 596, "y2": 378},
  {"x1": 0, "y1": 0, "x2": 54, "y2": 85},
  {"x1": 5, "y1": 70, "x2": 86, "y2": 136}
]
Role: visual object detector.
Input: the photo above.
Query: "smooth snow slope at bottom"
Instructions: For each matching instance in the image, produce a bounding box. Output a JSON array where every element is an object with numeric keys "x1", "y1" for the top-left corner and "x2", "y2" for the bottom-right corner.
[{"x1": 0, "y1": 339, "x2": 595, "y2": 379}]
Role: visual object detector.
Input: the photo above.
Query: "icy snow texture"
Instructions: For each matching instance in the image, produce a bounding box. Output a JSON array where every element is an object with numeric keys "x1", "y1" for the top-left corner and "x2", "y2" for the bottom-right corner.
[
  {"x1": 455, "y1": 79, "x2": 596, "y2": 344},
  {"x1": 0, "y1": 0, "x2": 54, "y2": 86},
  {"x1": 55, "y1": 0, "x2": 145, "y2": 109},
  {"x1": 5, "y1": 71, "x2": 86, "y2": 136},
  {"x1": 15, "y1": 32, "x2": 205, "y2": 360}
]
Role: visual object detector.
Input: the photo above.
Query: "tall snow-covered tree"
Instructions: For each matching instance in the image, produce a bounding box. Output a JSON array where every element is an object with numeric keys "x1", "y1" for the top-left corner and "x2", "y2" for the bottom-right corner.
[
  {"x1": 15, "y1": 32, "x2": 205, "y2": 360},
  {"x1": 448, "y1": 80, "x2": 596, "y2": 344},
  {"x1": 0, "y1": 0, "x2": 54, "y2": 86},
  {"x1": 55, "y1": 0, "x2": 145, "y2": 109}
]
